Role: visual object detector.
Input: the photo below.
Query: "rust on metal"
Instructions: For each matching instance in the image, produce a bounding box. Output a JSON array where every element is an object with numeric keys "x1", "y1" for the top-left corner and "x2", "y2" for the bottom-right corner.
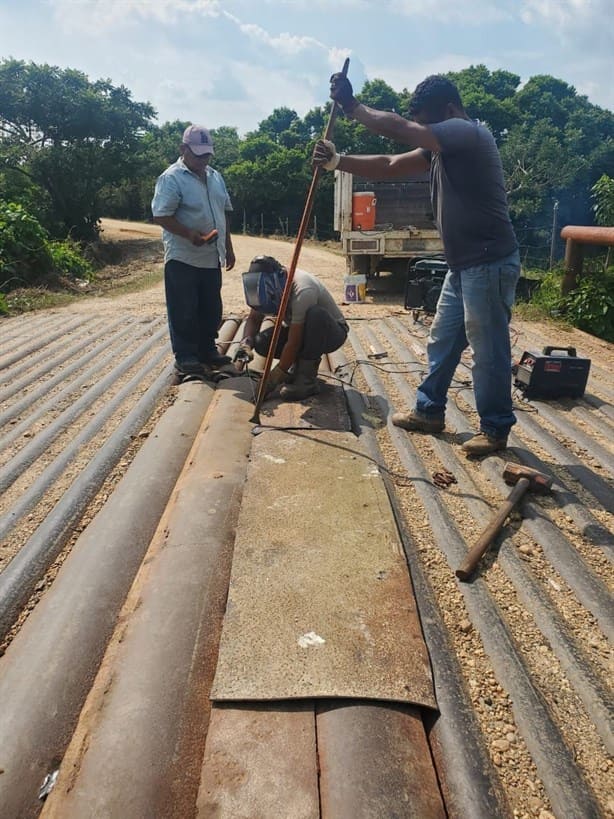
[
  {"x1": 317, "y1": 700, "x2": 446, "y2": 818},
  {"x1": 197, "y1": 703, "x2": 319, "y2": 818},
  {"x1": 211, "y1": 403, "x2": 436, "y2": 708}
]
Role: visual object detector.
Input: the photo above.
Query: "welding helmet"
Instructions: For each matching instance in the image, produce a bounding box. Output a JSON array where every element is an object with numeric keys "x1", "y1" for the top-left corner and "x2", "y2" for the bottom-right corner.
[{"x1": 242, "y1": 256, "x2": 287, "y2": 315}]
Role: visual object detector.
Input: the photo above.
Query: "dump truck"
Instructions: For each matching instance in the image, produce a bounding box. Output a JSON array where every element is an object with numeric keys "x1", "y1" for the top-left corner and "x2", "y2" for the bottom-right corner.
[{"x1": 333, "y1": 170, "x2": 444, "y2": 278}]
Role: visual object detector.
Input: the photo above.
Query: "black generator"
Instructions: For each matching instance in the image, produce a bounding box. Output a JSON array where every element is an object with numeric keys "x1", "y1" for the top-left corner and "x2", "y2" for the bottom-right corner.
[
  {"x1": 405, "y1": 258, "x2": 448, "y2": 314},
  {"x1": 514, "y1": 346, "x2": 591, "y2": 399}
]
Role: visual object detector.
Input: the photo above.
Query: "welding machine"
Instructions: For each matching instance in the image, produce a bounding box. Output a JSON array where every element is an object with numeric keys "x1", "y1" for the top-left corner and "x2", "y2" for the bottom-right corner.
[
  {"x1": 514, "y1": 346, "x2": 591, "y2": 399},
  {"x1": 404, "y1": 258, "x2": 448, "y2": 314}
]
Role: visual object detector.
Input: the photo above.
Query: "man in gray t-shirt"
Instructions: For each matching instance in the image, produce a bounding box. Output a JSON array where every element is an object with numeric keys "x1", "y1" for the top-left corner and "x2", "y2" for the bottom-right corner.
[
  {"x1": 234, "y1": 255, "x2": 348, "y2": 401},
  {"x1": 314, "y1": 74, "x2": 520, "y2": 456}
]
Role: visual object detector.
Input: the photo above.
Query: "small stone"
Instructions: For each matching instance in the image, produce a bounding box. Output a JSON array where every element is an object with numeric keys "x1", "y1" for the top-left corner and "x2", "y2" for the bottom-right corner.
[
  {"x1": 459, "y1": 619, "x2": 472, "y2": 633},
  {"x1": 528, "y1": 796, "x2": 542, "y2": 814},
  {"x1": 518, "y1": 544, "x2": 533, "y2": 555},
  {"x1": 492, "y1": 738, "x2": 510, "y2": 752},
  {"x1": 538, "y1": 812, "x2": 555, "y2": 819},
  {"x1": 492, "y1": 753, "x2": 502, "y2": 766}
]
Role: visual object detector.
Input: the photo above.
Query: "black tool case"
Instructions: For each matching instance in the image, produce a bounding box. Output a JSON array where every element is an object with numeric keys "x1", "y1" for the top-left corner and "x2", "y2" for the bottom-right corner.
[{"x1": 514, "y1": 346, "x2": 591, "y2": 399}]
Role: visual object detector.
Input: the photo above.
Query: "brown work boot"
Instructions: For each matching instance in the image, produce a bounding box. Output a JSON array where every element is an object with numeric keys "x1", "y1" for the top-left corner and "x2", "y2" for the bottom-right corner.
[
  {"x1": 391, "y1": 410, "x2": 445, "y2": 433},
  {"x1": 461, "y1": 432, "x2": 508, "y2": 456}
]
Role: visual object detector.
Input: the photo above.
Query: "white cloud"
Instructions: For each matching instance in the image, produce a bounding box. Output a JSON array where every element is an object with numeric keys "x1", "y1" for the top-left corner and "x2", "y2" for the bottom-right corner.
[
  {"x1": 520, "y1": 0, "x2": 614, "y2": 47},
  {"x1": 388, "y1": 0, "x2": 516, "y2": 23},
  {"x1": 50, "y1": 0, "x2": 221, "y2": 32},
  {"x1": 221, "y1": 11, "x2": 325, "y2": 56}
]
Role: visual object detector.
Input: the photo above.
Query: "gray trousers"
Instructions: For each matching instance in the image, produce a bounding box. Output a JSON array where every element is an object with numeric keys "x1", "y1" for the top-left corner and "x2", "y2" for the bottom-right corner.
[{"x1": 254, "y1": 305, "x2": 348, "y2": 360}]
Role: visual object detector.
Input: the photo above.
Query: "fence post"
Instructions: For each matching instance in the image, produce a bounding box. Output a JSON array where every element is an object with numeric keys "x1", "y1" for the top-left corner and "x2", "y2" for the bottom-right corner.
[
  {"x1": 549, "y1": 200, "x2": 559, "y2": 269},
  {"x1": 260, "y1": 213, "x2": 264, "y2": 237}
]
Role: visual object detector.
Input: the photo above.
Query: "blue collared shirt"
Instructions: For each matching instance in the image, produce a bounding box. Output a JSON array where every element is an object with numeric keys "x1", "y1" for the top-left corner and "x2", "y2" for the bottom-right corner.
[{"x1": 151, "y1": 158, "x2": 233, "y2": 268}]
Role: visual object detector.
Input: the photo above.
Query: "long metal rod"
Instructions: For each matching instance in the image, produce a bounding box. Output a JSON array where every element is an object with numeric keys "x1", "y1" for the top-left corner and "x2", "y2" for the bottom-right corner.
[{"x1": 249, "y1": 57, "x2": 349, "y2": 424}]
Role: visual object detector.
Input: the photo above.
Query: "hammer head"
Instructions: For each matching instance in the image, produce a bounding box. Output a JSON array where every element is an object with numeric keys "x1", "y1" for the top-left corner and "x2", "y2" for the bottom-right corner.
[{"x1": 503, "y1": 462, "x2": 552, "y2": 492}]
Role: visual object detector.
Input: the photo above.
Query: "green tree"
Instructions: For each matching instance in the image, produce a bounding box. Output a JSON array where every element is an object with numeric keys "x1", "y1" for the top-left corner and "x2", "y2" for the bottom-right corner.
[
  {"x1": 591, "y1": 174, "x2": 614, "y2": 226},
  {"x1": 448, "y1": 65, "x2": 520, "y2": 140},
  {"x1": 0, "y1": 59, "x2": 155, "y2": 239}
]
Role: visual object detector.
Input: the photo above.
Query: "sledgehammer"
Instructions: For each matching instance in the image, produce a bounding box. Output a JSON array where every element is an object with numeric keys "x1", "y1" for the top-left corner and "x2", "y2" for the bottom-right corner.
[{"x1": 456, "y1": 463, "x2": 552, "y2": 581}]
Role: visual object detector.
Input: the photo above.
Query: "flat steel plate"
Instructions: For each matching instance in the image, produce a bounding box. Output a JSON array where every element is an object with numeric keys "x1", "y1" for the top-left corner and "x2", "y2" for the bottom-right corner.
[{"x1": 211, "y1": 425, "x2": 436, "y2": 708}]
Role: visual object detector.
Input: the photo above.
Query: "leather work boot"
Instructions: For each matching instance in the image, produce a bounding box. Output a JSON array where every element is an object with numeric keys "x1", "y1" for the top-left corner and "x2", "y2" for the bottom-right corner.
[
  {"x1": 461, "y1": 432, "x2": 508, "y2": 456},
  {"x1": 279, "y1": 358, "x2": 320, "y2": 401},
  {"x1": 391, "y1": 410, "x2": 445, "y2": 433},
  {"x1": 202, "y1": 351, "x2": 232, "y2": 367}
]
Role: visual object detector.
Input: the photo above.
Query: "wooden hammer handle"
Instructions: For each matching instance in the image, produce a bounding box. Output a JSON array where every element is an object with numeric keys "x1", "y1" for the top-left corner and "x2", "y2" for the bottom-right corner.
[{"x1": 456, "y1": 477, "x2": 530, "y2": 581}]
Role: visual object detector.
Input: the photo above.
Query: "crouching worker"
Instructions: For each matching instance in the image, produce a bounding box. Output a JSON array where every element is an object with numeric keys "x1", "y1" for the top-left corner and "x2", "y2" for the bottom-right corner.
[{"x1": 234, "y1": 255, "x2": 349, "y2": 400}]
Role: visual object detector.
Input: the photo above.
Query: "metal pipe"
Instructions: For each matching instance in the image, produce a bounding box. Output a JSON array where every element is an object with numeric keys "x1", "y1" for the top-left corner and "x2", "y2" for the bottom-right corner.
[
  {"x1": 0, "y1": 317, "x2": 89, "y2": 371},
  {"x1": 560, "y1": 225, "x2": 614, "y2": 245},
  {"x1": 0, "y1": 364, "x2": 174, "y2": 641},
  {"x1": 216, "y1": 316, "x2": 242, "y2": 355},
  {"x1": 0, "y1": 347, "x2": 169, "y2": 544},
  {"x1": 0, "y1": 381, "x2": 213, "y2": 819},
  {"x1": 340, "y1": 330, "x2": 602, "y2": 818},
  {"x1": 39, "y1": 378, "x2": 255, "y2": 819},
  {"x1": 329, "y1": 346, "x2": 510, "y2": 819},
  {"x1": 0, "y1": 320, "x2": 157, "y2": 438},
  {"x1": 0, "y1": 326, "x2": 168, "y2": 491}
]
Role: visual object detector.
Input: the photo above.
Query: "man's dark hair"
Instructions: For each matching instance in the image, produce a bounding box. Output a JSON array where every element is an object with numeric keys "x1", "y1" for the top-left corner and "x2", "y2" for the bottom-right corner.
[{"x1": 408, "y1": 75, "x2": 463, "y2": 121}]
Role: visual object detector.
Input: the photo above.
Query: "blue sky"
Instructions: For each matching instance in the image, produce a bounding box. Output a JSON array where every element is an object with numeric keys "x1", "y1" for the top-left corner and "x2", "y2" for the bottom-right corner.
[{"x1": 1, "y1": 0, "x2": 612, "y2": 134}]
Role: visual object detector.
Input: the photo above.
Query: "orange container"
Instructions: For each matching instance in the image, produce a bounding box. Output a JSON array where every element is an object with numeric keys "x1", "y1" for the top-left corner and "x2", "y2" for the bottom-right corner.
[{"x1": 352, "y1": 192, "x2": 376, "y2": 230}]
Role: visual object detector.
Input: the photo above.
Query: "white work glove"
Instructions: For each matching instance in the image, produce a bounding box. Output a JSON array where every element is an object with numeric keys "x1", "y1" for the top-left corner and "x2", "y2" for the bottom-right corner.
[{"x1": 313, "y1": 139, "x2": 340, "y2": 171}]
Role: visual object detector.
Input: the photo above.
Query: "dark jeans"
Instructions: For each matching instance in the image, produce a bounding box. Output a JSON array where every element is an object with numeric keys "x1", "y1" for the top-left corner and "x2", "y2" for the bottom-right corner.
[
  {"x1": 164, "y1": 259, "x2": 222, "y2": 363},
  {"x1": 254, "y1": 305, "x2": 348, "y2": 360}
]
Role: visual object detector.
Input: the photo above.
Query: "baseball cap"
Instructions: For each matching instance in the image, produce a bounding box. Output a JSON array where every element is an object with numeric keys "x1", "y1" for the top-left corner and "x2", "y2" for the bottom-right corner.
[{"x1": 182, "y1": 125, "x2": 214, "y2": 156}]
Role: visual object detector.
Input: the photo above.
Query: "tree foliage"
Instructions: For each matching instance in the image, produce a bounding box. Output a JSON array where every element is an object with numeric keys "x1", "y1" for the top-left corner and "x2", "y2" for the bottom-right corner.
[
  {"x1": 1, "y1": 58, "x2": 613, "y2": 304},
  {"x1": 0, "y1": 58, "x2": 155, "y2": 238}
]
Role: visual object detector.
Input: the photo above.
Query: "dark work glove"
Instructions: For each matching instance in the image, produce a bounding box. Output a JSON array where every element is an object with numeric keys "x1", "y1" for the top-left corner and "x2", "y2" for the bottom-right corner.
[
  {"x1": 330, "y1": 72, "x2": 358, "y2": 114},
  {"x1": 262, "y1": 364, "x2": 288, "y2": 398},
  {"x1": 233, "y1": 343, "x2": 254, "y2": 365}
]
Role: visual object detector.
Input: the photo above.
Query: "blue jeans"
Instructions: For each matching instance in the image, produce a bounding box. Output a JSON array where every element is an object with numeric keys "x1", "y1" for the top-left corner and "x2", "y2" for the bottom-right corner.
[
  {"x1": 415, "y1": 250, "x2": 520, "y2": 439},
  {"x1": 164, "y1": 259, "x2": 222, "y2": 364}
]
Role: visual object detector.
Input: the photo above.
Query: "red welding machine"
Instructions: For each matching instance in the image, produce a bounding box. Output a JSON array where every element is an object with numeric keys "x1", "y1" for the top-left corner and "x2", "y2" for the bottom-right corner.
[{"x1": 514, "y1": 346, "x2": 591, "y2": 399}]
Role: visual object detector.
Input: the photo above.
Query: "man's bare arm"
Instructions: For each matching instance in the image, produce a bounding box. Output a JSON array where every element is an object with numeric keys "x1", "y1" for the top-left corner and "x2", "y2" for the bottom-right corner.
[
  {"x1": 349, "y1": 104, "x2": 441, "y2": 152},
  {"x1": 336, "y1": 149, "x2": 431, "y2": 180}
]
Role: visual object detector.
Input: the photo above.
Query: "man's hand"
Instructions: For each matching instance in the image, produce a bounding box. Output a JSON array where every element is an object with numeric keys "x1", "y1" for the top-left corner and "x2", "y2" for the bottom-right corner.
[
  {"x1": 330, "y1": 72, "x2": 358, "y2": 114},
  {"x1": 187, "y1": 228, "x2": 206, "y2": 246},
  {"x1": 226, "y1": 246, "x2": 236, "y2": 270},
  {"x1": 262, "y1": 364, "x2": 288, "y2": 398},
  {"x1": 233, "y1": 343, "x2": 254, "y2": 366},
  {"x1": 313, "y1": 139, "x2": 340, "y2": 171}
]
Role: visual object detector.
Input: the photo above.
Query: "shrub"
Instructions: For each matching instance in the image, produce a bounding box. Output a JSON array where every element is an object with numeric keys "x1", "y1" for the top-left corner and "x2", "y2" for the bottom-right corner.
[
  {"x1": 49, "y1": 239, "x2": 93, "y2": 281},
  {"x1": 529, "y1": 269, "x2": 565, "y2": 314},
  {"x1": 1, "y1": 201, "x2": 93, "y2": 292},
  {"x1": 0, "y1": 200, "x2": 53, "y2": 288},
  {"x1": 0, "y1": 291, "x2": 8, "y2": 314},
  {"x1": 564, "y1": 271, "x2": 614, "y2": 342}
]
